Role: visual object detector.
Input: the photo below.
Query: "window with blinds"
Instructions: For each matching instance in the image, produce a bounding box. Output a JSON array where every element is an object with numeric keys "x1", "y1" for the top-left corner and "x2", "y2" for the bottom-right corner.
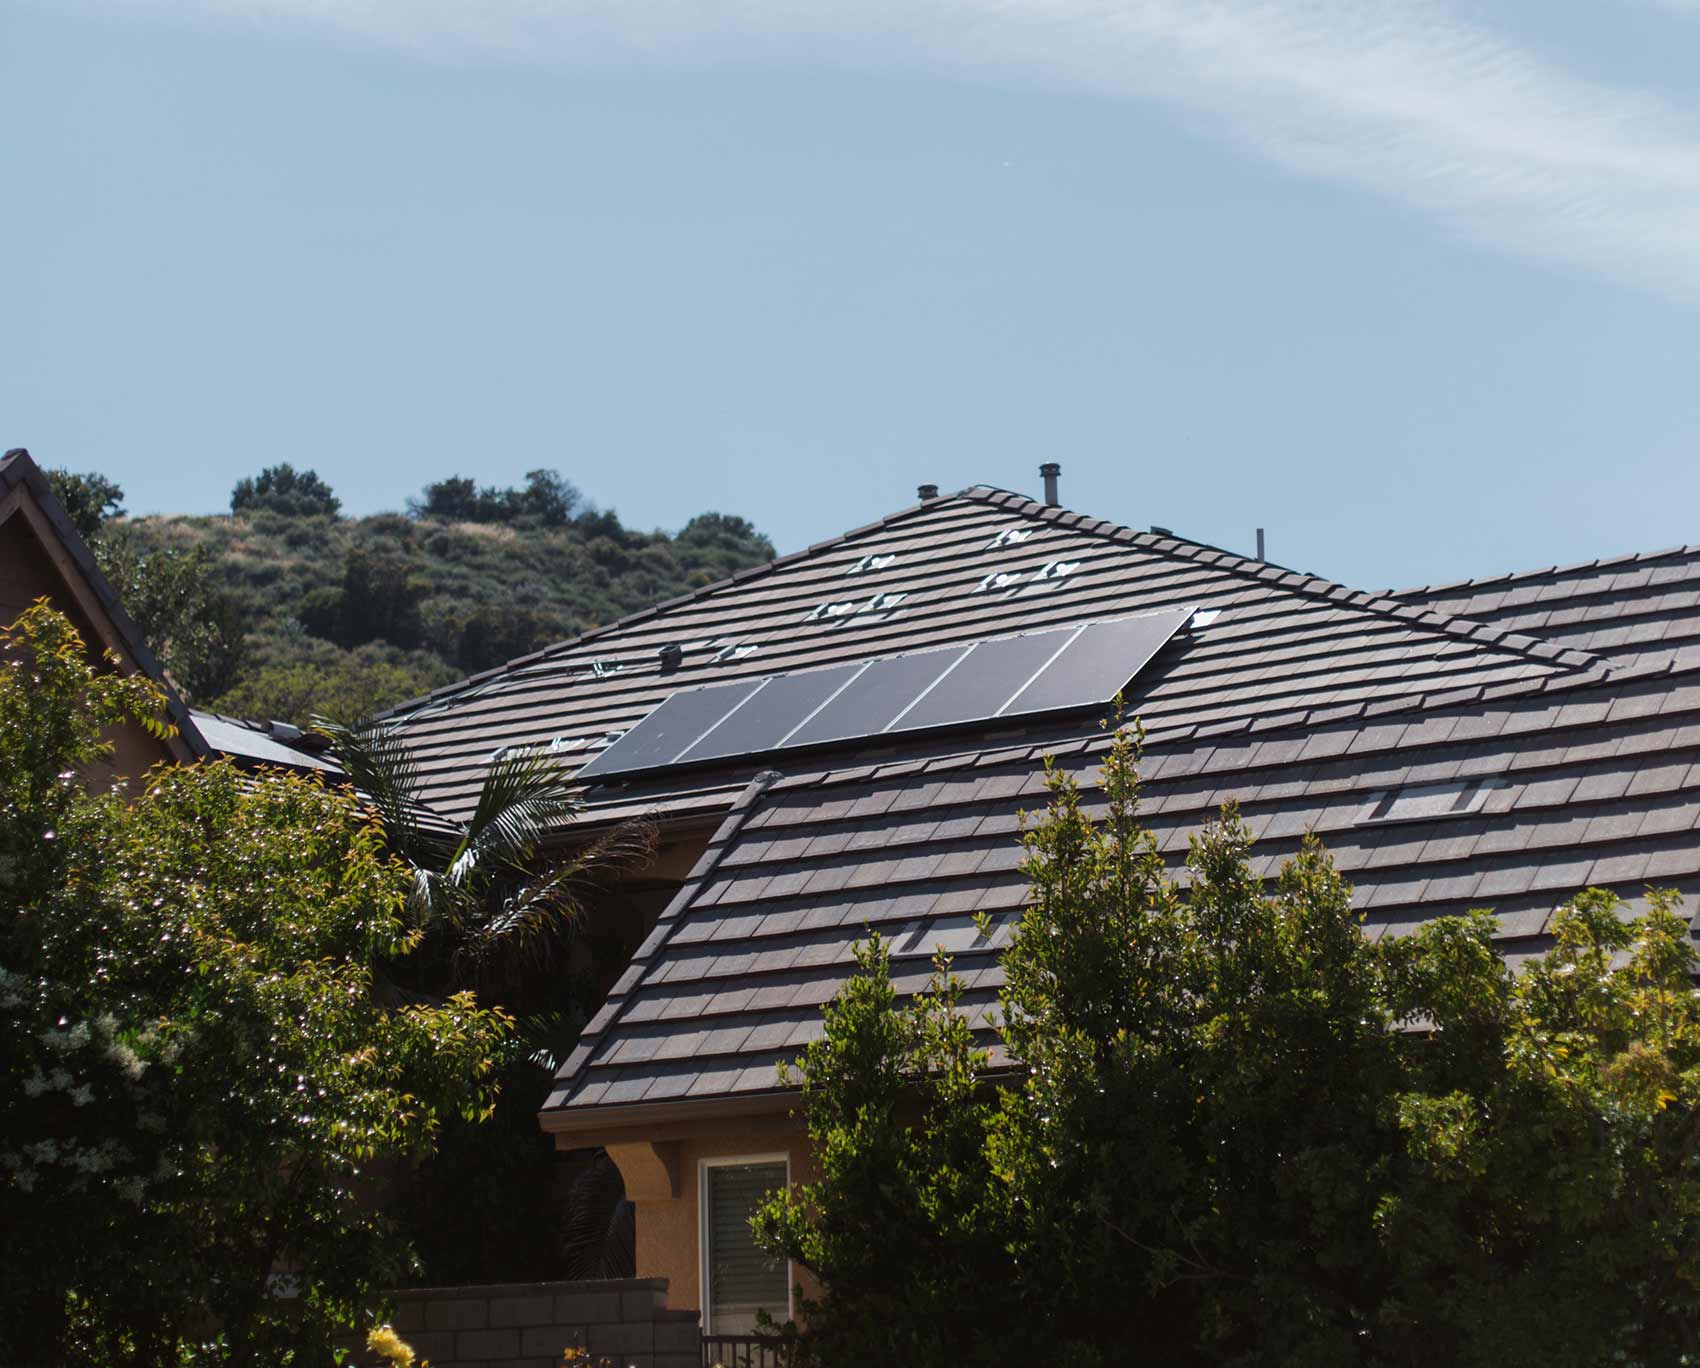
[{"x1": 701, "y1": 1159, "x2": 789, "y2": 1334}]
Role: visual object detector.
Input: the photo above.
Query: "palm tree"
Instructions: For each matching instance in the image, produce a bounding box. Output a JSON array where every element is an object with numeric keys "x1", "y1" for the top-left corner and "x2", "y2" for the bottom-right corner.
[
  {"x1": 320, "y1": 714, "x2": 654, "y2": 1280},
  {"x1": 321, "y1": 715, "x2": 654, "y2": 995}
]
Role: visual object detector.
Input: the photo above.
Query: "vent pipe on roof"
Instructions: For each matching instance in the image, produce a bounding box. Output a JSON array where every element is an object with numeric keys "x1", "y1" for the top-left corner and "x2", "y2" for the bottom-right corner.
[
  {"x1": 917, "y1": 483, "x2": 939, "y2": 501},
  {"x1": 1040, "y1": 462, "x2": 1061, "y2": 506},
  {"x1": 1256, "y1": 528, "x2": 1266, "y2": 561}
]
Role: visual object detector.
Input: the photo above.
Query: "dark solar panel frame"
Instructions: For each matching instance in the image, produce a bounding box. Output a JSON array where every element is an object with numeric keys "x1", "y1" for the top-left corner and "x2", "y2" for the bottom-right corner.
[{"x1": 575, "y1": 606, "x2": 1194, "y2": 783}]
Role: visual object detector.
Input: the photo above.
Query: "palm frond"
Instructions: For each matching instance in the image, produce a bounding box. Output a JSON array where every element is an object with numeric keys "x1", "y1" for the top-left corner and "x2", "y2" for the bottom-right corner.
[
  {"x1": 519, "y1": 1009, "x2": 583, "y2": 1074},
  {"x1": 452, "y1": 866, "x2": 582, "y2": 980},
  {"x1": 560, "y1": 1150, "x2": 635, "y2": 1280},
  {"x1": 451, "y1": 818, "x2": 658, "y2": 982},
  {"x1": 451, "y1": 748, "x2": 582, "y2": 886},
  {"x1": 318, "y1": 715, "x2": 445, "y2": 865},
  {"x1": 544, "y1": 815, "x2": 660, "y2": 888}
]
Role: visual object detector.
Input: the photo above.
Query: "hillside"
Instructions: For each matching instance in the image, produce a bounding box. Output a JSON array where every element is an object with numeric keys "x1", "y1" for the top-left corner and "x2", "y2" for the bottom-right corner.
[{"x1": 101, "y1": 476, "x2": 775, "y2": 724}]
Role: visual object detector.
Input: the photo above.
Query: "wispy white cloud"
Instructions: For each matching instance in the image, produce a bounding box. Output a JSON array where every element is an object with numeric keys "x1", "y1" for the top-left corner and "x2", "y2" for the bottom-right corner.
[{"x1": 110, "y1": 0, "x2": 1700, "y2": 297}]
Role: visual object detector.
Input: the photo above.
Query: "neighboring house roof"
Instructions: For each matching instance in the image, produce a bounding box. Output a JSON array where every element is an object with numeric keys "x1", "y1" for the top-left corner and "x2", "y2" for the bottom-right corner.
[
  {"x1": 0, "y1": 447, "x2": 205, "y2": 764},
  {"x1": 498, "y1": 488, "x2": 1700, "y2": 1134},
  {"x1": 389, "y1": 486, "x2": 1598, "y2": 828},
  {"x1": 190, "y1": 711, "x2": 341, "y2": 772},
  {"x1": 1391, "y1": 546, "x2": 1700, "y2": 671},
  {"x1": 189, "y1": 711, "x2": 470, "y2": 845}
]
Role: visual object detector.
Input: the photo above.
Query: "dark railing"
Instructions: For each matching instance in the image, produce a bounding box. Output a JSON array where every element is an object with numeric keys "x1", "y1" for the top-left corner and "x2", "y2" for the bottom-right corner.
[{"x1": 702, "y1": 1332, "x2": 790, "y2": 1368}]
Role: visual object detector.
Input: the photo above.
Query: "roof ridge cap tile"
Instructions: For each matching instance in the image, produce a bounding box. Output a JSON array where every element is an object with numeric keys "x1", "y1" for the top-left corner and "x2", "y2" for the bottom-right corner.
[
  {"x1": 952, "y1": 487, "x2": 1603, "y2": 674},
  {"x1": 1389, "y1": 544, "x2": 1700, "y2": 600}
]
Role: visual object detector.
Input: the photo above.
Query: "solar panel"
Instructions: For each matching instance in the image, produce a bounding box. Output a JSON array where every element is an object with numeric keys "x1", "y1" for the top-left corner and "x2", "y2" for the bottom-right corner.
[
  {"x1": 575, "y1": 606, "x2": 1193, "y2": 783},
  {"x1": 575, "y1": 677, "x2": 762, "y2": 779},
  {"x1": 677, "y1": 662, "x2": 864, "y2": 764},
  {"x1": 784, "y1": 645, "x2": 970, "y2": 748},
  {"x1": 1005, "y1": 606, "x2": 1191, "y2": 716},
  {"x1": 890, "y1": 625, "x2": 1078, "y2": 733}
]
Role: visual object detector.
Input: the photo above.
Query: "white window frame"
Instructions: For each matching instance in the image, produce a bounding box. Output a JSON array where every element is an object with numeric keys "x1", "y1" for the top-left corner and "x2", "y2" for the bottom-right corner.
[{"x1": 698, "y1": 1153, "x2": 793, "y2": 1335}]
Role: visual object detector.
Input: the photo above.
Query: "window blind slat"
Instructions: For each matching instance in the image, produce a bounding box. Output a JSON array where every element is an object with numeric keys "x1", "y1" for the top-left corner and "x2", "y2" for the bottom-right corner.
[{"x1": 705, "y1": 1162, "x2": 788, "y2": 1334}]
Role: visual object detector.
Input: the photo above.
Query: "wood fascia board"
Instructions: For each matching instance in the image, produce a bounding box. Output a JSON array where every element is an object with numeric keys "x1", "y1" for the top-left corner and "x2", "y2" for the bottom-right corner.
[
  {"x1": 542, "y1": 1093, "x2": 798, "y2": 1149},
  {"x1": 13, "y1": 494, "x2": 132, "y2": 663},
  {"x1": 541, "y1": 808, "x2": 725, "y2": 851}
]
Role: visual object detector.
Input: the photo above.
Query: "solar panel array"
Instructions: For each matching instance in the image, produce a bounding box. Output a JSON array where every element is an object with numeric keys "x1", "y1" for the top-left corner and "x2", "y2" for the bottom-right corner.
[{"x1": 575, "y1": 606, "x2": 1195, "y2": 782}]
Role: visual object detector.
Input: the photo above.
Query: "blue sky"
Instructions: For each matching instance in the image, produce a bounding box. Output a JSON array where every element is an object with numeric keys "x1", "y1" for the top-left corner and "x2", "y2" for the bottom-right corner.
[{"x1": 6, "y1": 0, "x2": 1700, "y2": 590}]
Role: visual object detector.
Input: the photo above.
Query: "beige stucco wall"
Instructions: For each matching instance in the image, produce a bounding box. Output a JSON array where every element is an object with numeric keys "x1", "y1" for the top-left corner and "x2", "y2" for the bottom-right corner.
[{"x1": 600, "y1": 1116, "x2": 823, "y2": 1320}]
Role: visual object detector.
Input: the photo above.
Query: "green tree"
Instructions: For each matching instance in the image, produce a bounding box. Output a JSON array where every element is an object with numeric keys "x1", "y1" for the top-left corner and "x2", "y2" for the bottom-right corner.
[
  {"x1": 298, "y1": 548, "x2": 428, "y2": 652},
  {"x1": 755, "y1": 728, "x2": 1700, "y2": 1366},
  {"x1": 677, "y1": 511, "x2": 768, "y2": 553},
  {"x1": 411, "y1": 470, "x2": 582, "y2": 528},
  {"x1": 93, "y1": 533, "x2": 247, "y2": 699},
  {"x1": 208, "y1": 652, "x2": 446, "y2": 727},
  {"x1": 512, "y1": 469, "x2": 581, "y2": 526},
  {"x1": 231, "y1": 463, "x2": 341, "y2": 518},
  {"x1": 41, "y1": 465, "x2": 245, "y2": 700},
  {"x1": 44, "y1": 469, "x2": 125, "y2": 539},
  {"x1": 0, "y1": 604, "x2": 510, "y2": 1368}
]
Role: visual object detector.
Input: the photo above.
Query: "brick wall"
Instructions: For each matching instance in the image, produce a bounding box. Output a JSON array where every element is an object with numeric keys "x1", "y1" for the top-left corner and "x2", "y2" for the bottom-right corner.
[{"x1": 339, "y1": 1278, "x2": 701, "y2": 1368}]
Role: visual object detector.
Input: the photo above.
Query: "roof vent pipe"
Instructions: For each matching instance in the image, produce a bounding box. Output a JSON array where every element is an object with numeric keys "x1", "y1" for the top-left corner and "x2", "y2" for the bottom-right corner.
[
  {"x1": 1256, "y1": 528, "x2": 1266, "y2": 561},
  {"x1": 1040, "y1": 462, "x2": 1061, "y2": 506},
  {"x1": 917, "y1": 484, "x2": 939, "y2": 501}
]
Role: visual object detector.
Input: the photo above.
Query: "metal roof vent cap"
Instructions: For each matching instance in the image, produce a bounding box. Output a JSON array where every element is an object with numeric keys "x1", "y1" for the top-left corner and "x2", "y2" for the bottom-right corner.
[
  {"x1": 1039, "y1": 462, "x2": 1061, "y2": 506},
  {"x1": 917, "y1": 483, "x2": 940, "y2": 501},
  {"x1": 657, "y1": 642, "x2": 683, "y2": 673}
]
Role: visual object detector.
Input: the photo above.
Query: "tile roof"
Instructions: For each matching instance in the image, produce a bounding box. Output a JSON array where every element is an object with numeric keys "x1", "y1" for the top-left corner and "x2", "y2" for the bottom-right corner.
[
  {"x1": 1391, "y1": 545, "x2": 1700, "y2": 671},
  {"x1": 417, "y1": 483, "x2": 1700, "y2": 1130},
  {"x1": 393, "y1": 486, "x2": 1597, "y2": 827},
  {"x1": 542, "y1": 664, "x2": 1700, "y2": 1126}
]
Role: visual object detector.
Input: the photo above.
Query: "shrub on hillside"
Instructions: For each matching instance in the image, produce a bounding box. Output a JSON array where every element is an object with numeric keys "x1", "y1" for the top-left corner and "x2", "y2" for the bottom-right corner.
[{"x1": 231, "y1": 463, "x2": 341, "y2": 518}]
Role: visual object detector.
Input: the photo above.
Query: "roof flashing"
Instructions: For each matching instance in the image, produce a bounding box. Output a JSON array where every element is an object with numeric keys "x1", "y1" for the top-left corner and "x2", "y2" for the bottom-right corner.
[{"x1": 1356, "y1": 778, "x2": 1507, "y2": 827}]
